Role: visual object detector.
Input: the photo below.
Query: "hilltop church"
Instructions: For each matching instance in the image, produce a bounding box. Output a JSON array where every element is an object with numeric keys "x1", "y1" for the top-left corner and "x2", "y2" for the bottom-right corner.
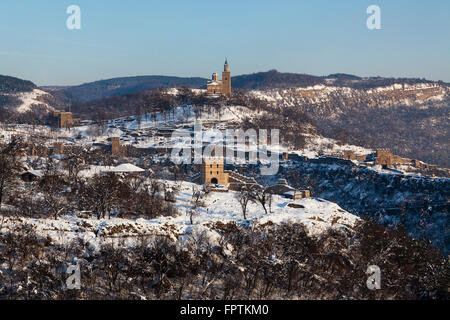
[{"x1": 206, "y1": 59, "x2": 231, "y2": 97}]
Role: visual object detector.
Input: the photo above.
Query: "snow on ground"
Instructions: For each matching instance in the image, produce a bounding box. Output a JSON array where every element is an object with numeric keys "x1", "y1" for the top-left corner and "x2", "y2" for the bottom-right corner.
[
  {"x1": 293, "y1": 134, "x2": 372, "y2": 158},
  {"x1": 1, "y1": 95, "x2": 435, "y2": 179},
  {"x1": 7, "y1": 89, "x2": 54, "y2": 113},
  {"x1": 250, "y1": 82, "x2": 449, "y2": 104},
  {"x1": 121, "y1": 104, "x2": 262, "y2": 131},
  {"x1": 0, "y1": 96, "x2": 372, "y2": 160},
  {"x1": 0, "y1": 181, "x2": 359, "y2": 251},
  {"x1": 79, "y1": 164, "x2": 145, "y2": 177},
  {"x1": 94, "y1": 103, "x2": 370, "y2": 161}
]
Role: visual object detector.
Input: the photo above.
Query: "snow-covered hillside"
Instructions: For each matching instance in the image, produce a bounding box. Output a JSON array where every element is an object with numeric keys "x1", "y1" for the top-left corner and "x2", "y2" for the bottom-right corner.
[
  {"x1": 248, "y1": 83, "x2": 449, "y2": 168},
  {"x1": 4, "y1": 88, "x2": 54, "y2": 113},
  {"x1": 250, "y1": 82, "x2": 449, "y2": 112},
  {"x1": 0, "y1": 181, "x2": 358, "y2": 251}
]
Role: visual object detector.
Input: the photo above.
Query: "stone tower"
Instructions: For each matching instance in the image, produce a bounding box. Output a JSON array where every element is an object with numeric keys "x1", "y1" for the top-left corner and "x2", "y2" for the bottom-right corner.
[
  {"x1": 200, "y1": 157, "x2": 229, "y2": 186},
  {"x1": 222, "y1": 59, "x2": 231, "y2": 97},
  {"x1": 111, "y1": 137, "x2": 122, "y2": 156},
  {"x1": 53, "y1": 142, "x2": 64, "y2": 155},
  {"x1": 375, "y1": 149, "x2": 393, "y2": 167},
  {"x1": 53, "y1": 111, "x2": 73, "y2": 129}
]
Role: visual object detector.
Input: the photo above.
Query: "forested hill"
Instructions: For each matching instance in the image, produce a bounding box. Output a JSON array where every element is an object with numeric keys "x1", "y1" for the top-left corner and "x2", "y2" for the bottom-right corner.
[
  {"x1": 231, "y1": 70, "x2": 444, "y2": 90},
  {"x1": 0, "y1": 75, "x2": 36, "y2": 93},
  {"x1": 58, "y1": 75, "x2": 208, "y2": 103},
  {"x1": 231, "y1": 70, "x2": 324, "y2": 89}
]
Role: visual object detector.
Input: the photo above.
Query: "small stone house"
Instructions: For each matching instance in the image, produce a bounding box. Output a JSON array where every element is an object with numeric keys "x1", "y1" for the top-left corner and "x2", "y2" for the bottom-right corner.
[{"x1": 265, "y1": 179, "x2": 310, "y2": 199}]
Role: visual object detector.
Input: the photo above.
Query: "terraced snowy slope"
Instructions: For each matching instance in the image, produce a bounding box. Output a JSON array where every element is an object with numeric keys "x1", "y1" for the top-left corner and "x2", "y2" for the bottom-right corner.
[{"x1": 0, "y1": 181, "x2": 359, "y2": 251}]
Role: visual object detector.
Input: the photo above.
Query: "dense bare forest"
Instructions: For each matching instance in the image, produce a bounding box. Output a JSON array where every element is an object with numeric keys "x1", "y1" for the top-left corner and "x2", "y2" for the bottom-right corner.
[
  {"x1": 0, "y1": 75, "x2": 36, "y2": 93},
  {"x1": 0, "y1": 219, "x2": 448, "y2": 300}
]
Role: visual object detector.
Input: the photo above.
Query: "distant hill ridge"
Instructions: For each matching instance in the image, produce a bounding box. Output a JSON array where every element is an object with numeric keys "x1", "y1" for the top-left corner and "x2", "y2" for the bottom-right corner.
[
  {"x1": 231, "y1": 70, "x2": 445, "y2": 90},
  {"x1": 57, "y1": 75, "x2": 208, "y2": 103},
  {"x1": 41, "y1": 70, "x2": 448, "y2": 103},
  {"x1": 1, "y1": 71, "x2": 448, "y2": 105},
  {"x1": 0, "y1": 75, "x2": 36, "y2": 94}
]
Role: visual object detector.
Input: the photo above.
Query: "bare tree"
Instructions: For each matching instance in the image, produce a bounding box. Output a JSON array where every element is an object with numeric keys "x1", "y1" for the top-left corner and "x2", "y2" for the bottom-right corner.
[
  {"x1": 39, "y1": 157, "x2": 66, "y2": 219},
  {"x1": 235, "y1": 186, "x2": 252, "y2": 220},
  {"x1": 61, "y1": 146, "x2": 88, "y2": 185},
  {"x1": 252, "y1": 188, "x2": 272, "y2": 215},
  {"x1": 82, "y1": 173, "x2": 121, "y2": 219},
  {"x1": 135, "y1": 105, "x2": 142, "y2": 129},
  {"x1": 149, "y1": 179, "x2": 161, "y2": 199},
  {"x1": 189, "y1": 186, "x2": 204, "y2": 224},
  {"x1": 0, "y1": 137, "x2": 22, "y2": 208}
]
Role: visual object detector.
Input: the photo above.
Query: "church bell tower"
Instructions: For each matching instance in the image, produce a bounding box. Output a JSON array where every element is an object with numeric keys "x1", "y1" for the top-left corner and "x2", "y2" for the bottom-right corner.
[{"x1": 222, "y1": 59, "x2": 231, "y2": 97}]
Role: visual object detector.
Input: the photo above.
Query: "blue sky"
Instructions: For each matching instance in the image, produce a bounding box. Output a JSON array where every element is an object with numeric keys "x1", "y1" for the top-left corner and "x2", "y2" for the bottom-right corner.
[{"x1": 0, "y1": 0, "x2": 449, "y2": 86}]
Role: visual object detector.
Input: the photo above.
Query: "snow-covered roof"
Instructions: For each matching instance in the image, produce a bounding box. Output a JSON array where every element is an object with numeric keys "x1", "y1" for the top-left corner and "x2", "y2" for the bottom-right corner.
[
  {"x1": 51, "y1": 154, "x2": 65, "y2": 160},
  {"x1": 25, "y1": 169, "x2": 43, "y2": 177},
  {"x1": 79, "y1": 164, "x2": 145, "y2": 177},
  {"x1": 277, "y1": 179, "x2": 288, "y2": 185},
  {"x1": 103, "y1": 163, "x2": 145, "y2": 173}
]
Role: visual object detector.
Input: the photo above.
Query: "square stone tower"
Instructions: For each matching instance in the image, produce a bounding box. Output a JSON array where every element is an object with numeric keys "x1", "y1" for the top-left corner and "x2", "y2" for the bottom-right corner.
[
  {"x1": 375, "y1": 149, "x2": 393, "y2": 167},
  {"x1": 111, "y1": 137, "x2": 122, "y2": 156},
  {"x1": 54, "y1": 111, "x2": 73, "y2": 129},
  {"x1": 53, "y1": 142, "x2": 64, "y2": 155},
  {"x1": 221, "y1": 59, "x2": 231, "y2": 97},
  {"x1": 201, "y1": 157, "x2": 229, "y2": 185}
]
